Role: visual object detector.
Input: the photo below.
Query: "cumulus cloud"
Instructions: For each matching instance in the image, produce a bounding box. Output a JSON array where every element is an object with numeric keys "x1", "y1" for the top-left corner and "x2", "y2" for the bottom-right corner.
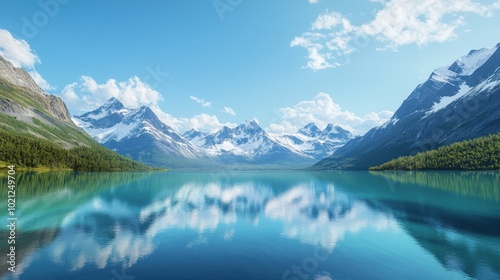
[
  {"x1": 0, "y1": 29, "x2": 54, "y2": 91},
  {"x1": 222, "y1": 106, "x2": 236, "y2": 116},
  {"x1": 312, "y1": 12, "x2": 353, "y2": 31},
  {"x1": 62, "y1": 76, "x2": 163, "y2": 112},
  {"x1": 190, "y1": 96, "x2": 212, "y2": 107},
  {"x1": 0, "y1": 29, "x2": 39, "y2": 68},
  {"x1": 309, "y1": 0, "x2": 319, "y2": 3},
  {"x1": 290, "y1": 33, "x2": 336, "y2": 71},
  {"x1": 28, "y1": 70, "x2": 55, "y2": 91},
  {"x1": 62, "y1": 75, "x2": 235, "y2": 133},
  {"x1": 151, "y1": 107, "x2": 236, "y2": 133},
  {"x1": 266, "y1": 92, "x2": 393, "y2": 135},
  {"x1": 292, "y1": 0, "x2": 499, "y2": 70}
]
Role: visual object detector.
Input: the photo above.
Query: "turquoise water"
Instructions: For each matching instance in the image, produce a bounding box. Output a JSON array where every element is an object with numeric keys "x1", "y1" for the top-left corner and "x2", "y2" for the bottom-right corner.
[{"x1": 1, "y1": 171, "x2": 499, "y2": 279}]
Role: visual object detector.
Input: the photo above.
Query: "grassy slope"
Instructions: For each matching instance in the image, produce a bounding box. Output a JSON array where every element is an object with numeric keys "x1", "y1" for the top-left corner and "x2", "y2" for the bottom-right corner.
[
  {"x1": 370, "y1": 133, "x2": 500, "y2": 171},
  {"x1": 0, "y1": 79, "x2": 156, "y2": 171}
]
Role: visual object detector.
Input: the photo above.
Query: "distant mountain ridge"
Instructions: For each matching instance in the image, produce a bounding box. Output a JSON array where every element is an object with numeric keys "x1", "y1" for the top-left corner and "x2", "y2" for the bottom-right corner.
[
  {"x1": 314, "y1": 43, "x2": 500, "y2": 170},
  {"x1": 277, "y1": 123, "x2": 353, "y2": 160},
  {"x1": 183, "y1": 121, "x2": 353, "y2": 166},
  {"x1": 183, "y1": 120, "x2": 313, "y2": 166}
]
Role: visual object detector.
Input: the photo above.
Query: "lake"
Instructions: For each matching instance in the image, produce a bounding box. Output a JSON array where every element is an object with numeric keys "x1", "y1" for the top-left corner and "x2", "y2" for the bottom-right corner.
[{"x1": 1, "y1": 171, "x2": 499, "y2": 279}]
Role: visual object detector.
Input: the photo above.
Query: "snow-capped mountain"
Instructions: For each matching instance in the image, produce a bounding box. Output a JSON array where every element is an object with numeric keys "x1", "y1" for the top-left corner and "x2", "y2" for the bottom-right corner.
[
  {"x1": 298, "y1": 123, "x2": 322, "y2": 137},
  {"x1": 74, "y1": 98, "x2": 215, "y2": 168},
  {"x1": 314, "y1": 43, "x2": 500, "y2": 170},
  {"x1": 183, "y1": 120, "x2": 314, "y2": 166},
  {"x1": 278, "y1": 123, "x2": 354, "y2": 160}
]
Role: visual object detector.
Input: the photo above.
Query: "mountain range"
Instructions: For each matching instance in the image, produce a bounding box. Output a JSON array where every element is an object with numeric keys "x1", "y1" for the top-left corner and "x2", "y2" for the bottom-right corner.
[
  {"x1": 183, "y1": 121, "x2": 353, "y2": 164},
  {"x1": 73, "y1": 98, "x2": 215, "y2": 168},
  {"x1": 2, "y1": 41, "x2": 498, "y2": 171},
  {"x1": 314, "y1": 43, "x2": 500, "y2": 170},
  {"x1": 75, "y1": 100, "x2": 353, "y2": 168}
]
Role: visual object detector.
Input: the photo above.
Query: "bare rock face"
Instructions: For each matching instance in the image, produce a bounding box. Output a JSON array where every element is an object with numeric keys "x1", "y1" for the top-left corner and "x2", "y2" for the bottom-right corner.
[
  {"x1": 0, "y1": 56, "x2": 44, "y2": 94},
  {"x1": 0, "y1": 55, "x2": 73, "y2": 123}
]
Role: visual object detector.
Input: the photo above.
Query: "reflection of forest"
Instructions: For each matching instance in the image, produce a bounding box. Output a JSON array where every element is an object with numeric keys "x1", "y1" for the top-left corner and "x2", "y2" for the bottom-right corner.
[
  {"x1": 0, "y1": 171, "x2": 151, "y2": 276},
  {"x1": 0, "y1": 171, "x2": 498, "y2": 279},
  {"x1": 370, "y1": 171, "x2": 500, "y2": 201},
  {"x1": 0, "y1": 171, "x2": 153, "y2": 198},
  {"x1": 314, "y1": 171, "x2": 500, "y2": 279}
]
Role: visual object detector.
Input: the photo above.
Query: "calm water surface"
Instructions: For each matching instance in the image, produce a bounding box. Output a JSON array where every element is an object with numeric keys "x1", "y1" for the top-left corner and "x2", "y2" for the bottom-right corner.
[{"x1": 1, "y1": 171, "x2": 499, "y2": 280}]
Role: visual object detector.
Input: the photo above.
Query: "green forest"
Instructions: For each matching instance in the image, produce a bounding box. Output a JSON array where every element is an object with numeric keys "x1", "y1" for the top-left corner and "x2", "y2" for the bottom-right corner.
[
  {"x1": 370, "y1": 133, "x2": 500, "y2": 171},
  {"x1": 0, "y1": 130, "x2": 153, "y2": 171}
]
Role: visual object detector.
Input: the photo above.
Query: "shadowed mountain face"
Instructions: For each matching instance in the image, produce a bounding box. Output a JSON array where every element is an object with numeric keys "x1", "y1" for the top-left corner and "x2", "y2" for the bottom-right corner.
[{"x1": 314, "y1": 43, "x2": 500, "y2": 170}]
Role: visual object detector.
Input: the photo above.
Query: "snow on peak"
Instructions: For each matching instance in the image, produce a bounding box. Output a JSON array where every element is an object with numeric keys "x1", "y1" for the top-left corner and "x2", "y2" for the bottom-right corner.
[
  {"x1": 431, "y1": 44, "x2": 498, "y2": 82},
  {"x1": 298, "y1": 123, "x2": 322, "y2": 137},
  {"x1": 240, "y1": 119, "x2": 260, "y2": 128},
  {"x1": 323, "y1": 124, "x2": 338, "y2": 134},
  {"x1": 236, "y1": 120, "x2": 263, "y2": 134},
  {"x1": 454, "y1": 45, "x2": 498, "y2": 76},
  {"x1": 102, "y1": 97, "x2": 124, "y2": 110}
]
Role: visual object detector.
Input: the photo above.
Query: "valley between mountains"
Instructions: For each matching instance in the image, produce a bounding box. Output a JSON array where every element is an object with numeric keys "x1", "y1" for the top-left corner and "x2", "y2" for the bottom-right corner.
[{"x1": 0, "y1": 43, "x2": 499, "y2": 171}]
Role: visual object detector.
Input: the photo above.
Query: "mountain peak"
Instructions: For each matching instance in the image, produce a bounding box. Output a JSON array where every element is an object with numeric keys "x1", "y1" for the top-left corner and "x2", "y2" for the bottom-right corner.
[
  {"x1": 321, "y1": 124, "x2": 351, "y2": 140},
  {"x1": 238, "y1": 120, "x2": 262, "y2": 131},
  {"x1": 323, "y1": 124, "x2": 337, "y2": 132},
  {"x1": 241, "y1": 119, "x2": 259, "y2": 127},
  {"x1": 102, "y1": 97, "x2": 125, "y2": 111},
  {"x1": 314, "y1": 42, "x2": 500, "y2": 170},
  {"x1": 298, "y1": 122, "x2": 322, "y2": 137},
  {"x1": 432, "y1": 44, "x2": 498, "y2": 81}
]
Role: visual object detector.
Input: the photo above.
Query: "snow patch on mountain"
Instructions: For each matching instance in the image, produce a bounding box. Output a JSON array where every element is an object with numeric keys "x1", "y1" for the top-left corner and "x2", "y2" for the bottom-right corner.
[{"x1": 429, "y1": 84, "x2": 471, "y2": 114}]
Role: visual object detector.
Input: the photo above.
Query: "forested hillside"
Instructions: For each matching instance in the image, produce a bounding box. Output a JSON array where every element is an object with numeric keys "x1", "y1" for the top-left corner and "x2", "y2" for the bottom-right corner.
[
  {"x1": 370, "y1": 133, "x2": 500, "y2": 171},
  {"x1": 0, "y1": 130, "x2": 152, "y2": 171}
]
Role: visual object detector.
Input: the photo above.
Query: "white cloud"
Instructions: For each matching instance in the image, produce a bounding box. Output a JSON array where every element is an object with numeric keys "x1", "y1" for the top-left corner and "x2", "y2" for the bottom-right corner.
[
  {"x1": 62, "y1": 76, "x2": 163, "y2": 112},
  {"x1": 312, "y1": 12, "x2": 353, "y2": 31},
  {"x1": 309, "y1": 0, "x2": 319, "y2": 3},
  {"x1": 290, "y1": 33, "x2": 335, "y2": 71},
  {"x1": 62, "y1": 75, "x2": 235, "y2": 134},
  {"x1": 266, "y1": 92, "x2": 393, "y2": 135},
  {"x1": 29, "y1": 70, "x2": 55, "y2": 91},
  {"x1": 222, "y1": 106, "x2": 236, "y2": 116},
  {"x1": 189, "y1": 96, "x2": 212, "y2": 107},
  {"x1": 292, "y1": 0, "x2": 500, "y2": 70},
  {"x1": 0, "y1": 29, "x2": 54, "y2": 91},
  {"x1": 0, "y1": 29, "x2": 39, "y2": 68},
  {"x1": 358, "y1": 0, "x2": 494, "y2": 48},
  {"x1": 151, "y1": 106, "x2": 236, "y2": 133}
]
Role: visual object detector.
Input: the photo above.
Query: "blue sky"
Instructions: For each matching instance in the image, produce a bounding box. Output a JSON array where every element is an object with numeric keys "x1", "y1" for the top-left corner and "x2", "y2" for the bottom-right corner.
[{"x1": 0, "y1": 0, "x2": 499, "y2": 134}]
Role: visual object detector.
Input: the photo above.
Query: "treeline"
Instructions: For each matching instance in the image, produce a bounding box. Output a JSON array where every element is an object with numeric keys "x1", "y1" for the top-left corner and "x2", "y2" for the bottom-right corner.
[
  {"x1": 0, "y1": 130, "x2": 153, "y2": 171},
  {"x1": 370, "y1": 133, "x2": 500, "y2": 171}
]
